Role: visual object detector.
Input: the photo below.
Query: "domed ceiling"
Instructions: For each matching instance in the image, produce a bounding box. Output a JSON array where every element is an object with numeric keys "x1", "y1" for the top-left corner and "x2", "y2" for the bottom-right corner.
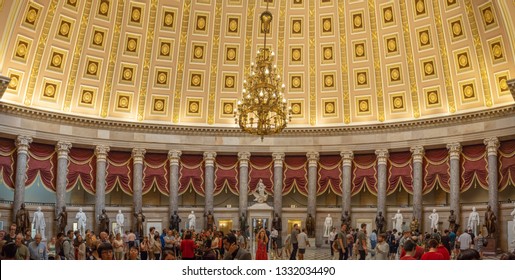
[{"x1": 0, "y1": 0, "x2": 513, "y2": 128}]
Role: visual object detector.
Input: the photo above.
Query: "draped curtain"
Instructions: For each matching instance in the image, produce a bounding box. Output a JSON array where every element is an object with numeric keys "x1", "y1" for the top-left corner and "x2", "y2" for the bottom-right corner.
[
  {"x1": 248, "y1": 156, "x2": 273, "y2": 194},
  {"x1": 424, "y1": 148, "x2": 450, "y2": 193},
  {"x1": 0, "y1": 138, "x2": 15, "y2": 189},
  {"x1": 214, "y1": 155, "x2": 239, "y2": 195},
  {"x1": 352, "y1": 154, "x2": 377, "y2": 196},
  {"x1": 318, "y1": 155, "x2": 342, "y2": 196},
  {"x1": 388, "y1": 151, "x2": 412, "y2": 194},
  {"x1": 179, "y1": 155, "x2": 204, "y2": 196},
  {"x1": 106, "y1": 151, "x2": 132, "y2": 195},
  {"x1": 499, "y1": 140, "x2": 515, "y2": 191},
  {"x1": 143, "y1": 153, "x2": 168, "y2": 196},
  {"x1": 26, "y1": 143, "x2": 56, "y2": 192},
  {"x1": 461, "y1": 144, "x2": 488, "y2": 192},
  {"x1": 283, "y1": 156, "x2": 308, "y2": 196},
  {"x1": 67, "y1": 148, "x2": 95, "y2": 194}
]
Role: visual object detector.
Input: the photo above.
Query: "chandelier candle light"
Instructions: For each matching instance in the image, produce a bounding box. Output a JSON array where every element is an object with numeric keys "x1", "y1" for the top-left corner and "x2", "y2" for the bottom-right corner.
[{"x1": 234, "y1": 7, "x2": 292, "y2": 141}]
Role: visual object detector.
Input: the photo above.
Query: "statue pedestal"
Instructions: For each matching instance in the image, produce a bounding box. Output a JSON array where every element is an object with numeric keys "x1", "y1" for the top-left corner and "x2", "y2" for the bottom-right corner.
[
  {"x1": 508, "y1": 221, "x2": 515, "y2": 253},
  {"x1": 307, "y1": 237, "x2": 317, "y2": 250},
  {"x1": 482, "y1": 237, "x2": 497, "y2": 256}
]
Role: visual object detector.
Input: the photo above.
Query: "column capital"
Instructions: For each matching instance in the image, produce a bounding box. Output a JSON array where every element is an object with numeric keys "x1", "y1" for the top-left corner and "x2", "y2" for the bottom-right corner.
[
  {"x1": 306, "y1": 151, "x2": 319, "y2": 167},
  {"x1": 340, "y1": 151, "x2": 354, "y2": 166},
  {"x1": 203, "y1": 152, "x2": 217, "y2": 167},
  {"x1": 446, "y1": 142, "x2": 462, "y2": 160},
  {"x1": 56, "y1": 141, "x2": 72, "y2": 159},
  {"x1": 272, "y1": 152, "x2": 285, "y2": 167},
  {"x1": 95, "y1": 145, "x2": 110, "y2": 162},
  {"x1": 132, "y1": 148, "x2": 146, "y2": 165},
  {"x1": 168, "y1": 150, "x2": 182, "y2": 166},
  {"x1": 483, "y1": 137, "x2": 500, "y2": 156},
  {"x1": 375, "y1": 149, "x2": 389, "y2": 165},
  {"x1": 238, "y1": 152, "x2": 251, "y2": 167},
  {"x1": 410, "y1": 146, "x2": 425, "y2": 163},
  {"x1": 15, "y1": 135, "x2": 33, "y2": 154}
]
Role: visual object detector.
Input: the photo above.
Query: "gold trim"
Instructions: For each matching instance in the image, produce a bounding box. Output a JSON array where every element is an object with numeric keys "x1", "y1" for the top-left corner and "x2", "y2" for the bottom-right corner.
[
  {"x1": 243, "y1": 1, "x2": 255, "y2": 78},
  {"x1": 309, "y1": 3, "x2": 316, "y2": 125},
  {"x1": 207, "y1": 1, "x2": 223, "y2": 125},
  {"x1": 337, "y1": 1, "x2": 351, "y2": 124},
  {"x1": 367, "y1": 0, "x2": 385, "y2": 122}
]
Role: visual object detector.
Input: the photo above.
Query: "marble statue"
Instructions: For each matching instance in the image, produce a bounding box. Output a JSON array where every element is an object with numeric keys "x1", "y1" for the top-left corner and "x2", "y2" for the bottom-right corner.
[
  {"x1": 375, "y1": 211, "x2": 386, "y2": 234},
  {"x1": 170, "y1": 211, "x2": 181, "y2": 231},
  {"x1": 188, "y1": 211, "x2": 196, "y2": 230},
  {"x1": 75, "y1": 208, "x2": 87, "y2": 236},
  {"x1": 323, "y1": 214, "x2": 333, "y2": 237},
  {"x1": 251, "y1": 179, "x2": 268, "y2": 203},
  {"x1": 485, "y1": 205, "x2": 496, "y2": 237},
  {"x1": 511, "y1": 202, "x2": 515, "y2": 234},
  {"x1": 429, "y1": 209, "x2": 439, "y2": 231},
  {"x1": 272, "y1": 213, "x2": 281, "y2": 232},
  {"x1": 55, "y1": 206, "x2": 67, "y2": 234},
  {"x1": 392, "y1": 210, "x2": 403, "y2": 233},
  {"x1": 98, "y1": 209, "x2": 110, "y2": 233},
  {"x1": 410, "y1": 216, "x2": 419, "y2": 232},
  {"x1": 468, "y1": 207, "x2": 480, "y2": 236},
  {"x1": 341, "y1": 211, "x2": 351, "y2": 229},
  {"x1": 115, "y1": 210, "x2": 125, "y2": 235},
  {"x1": 306, "y1": 214, "x2": 315, "y2": 237},
  {"x1": 134, "y1": 210, "x2": 145, "y2": 237},
  {"x1": 16, "y1": 203, "x2": 30, "y2": 234},
  {"x1": 448, "y1": 210, "x2": 457, "y2": 231},
  {"x1": 32, "y1": 206, "x2": 46, "y2": 239},
  {"x1": 204, "y1": 211, "x2": 215, "y2": 231},
  {"x1": 239, "y1": 212, "x2": 248, "y2": 233}
]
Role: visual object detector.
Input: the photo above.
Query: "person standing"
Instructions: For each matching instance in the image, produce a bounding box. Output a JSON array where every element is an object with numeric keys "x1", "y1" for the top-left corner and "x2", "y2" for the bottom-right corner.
[
  {"x1": 356, "y1": 223, "x2": 368, "y2": 260},
  {"x1": 15, "y1": 233, "x2": 30, "y2": 260},
  {"x1": 28, "y1": 233, "x2": 48, "y2": 260},
  {"x1": 328, "y1": 227, "x2": 337, "y2": 257},
  {"x1": 255, "y1": 228, "x2": 268, "y2": 260},
  {"x1": 374, "y1": 233, "x2": 389, "y2": 260},
  {"x1": 336, "y1": 224, "x2": 348, "y2": 260},
  {"x1": 457, "y1": 229, "x2": 472, "y2": 254},
  {"x1": 289, "y1": 224, "x2": 299, "y2": 260},
  {"x1": 421, "y1": 239, "x2": 444, "y2": 260},
  {"x1": 297, "y1": 228, "x2": 310, "y2": 260}
]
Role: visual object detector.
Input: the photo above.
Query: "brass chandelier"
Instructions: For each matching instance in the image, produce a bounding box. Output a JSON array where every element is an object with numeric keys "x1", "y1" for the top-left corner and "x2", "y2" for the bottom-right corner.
[{"x1": 234, "y1": 8, "x2": 291, "y2": 140}]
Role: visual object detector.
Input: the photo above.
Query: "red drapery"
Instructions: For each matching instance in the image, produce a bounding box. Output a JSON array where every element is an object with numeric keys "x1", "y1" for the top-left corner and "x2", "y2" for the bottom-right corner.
[
  {"x1": 214, "y1": 155, "x2": 239, "y2": 195},
  {"x1": 143, "y1": 153, "x2": 168, "y2": 196},
  {"x1": 461, "y1": 144, "x2": 488, "y2": 192},
  {"x1": 179, "y1": 155, "x2": 204, "y2": 196},
  {"x1": 283, "y1": 156, "x2": 308, "y2": 196},
  {"x1": 67, "y1": 148, "x2": 95, "y2": 194},
  {"x1": 0, "y1": 138, "x2": 15, "y2": 189},
  {"x1": 318, "y1": 155, "x2": 342, "y2": 196},
  {"x1": 26, "y1": 143, "x2": 56, "y2": 192},
  {"x1": 106, "y1": 151, "x2": 132, "y2": 195},
  {"x1": 352, "y1": 154, "x2": 377, "y2": 195},
  {"x1": 424, "y1": 148, "x2": 450, "y2": 193},
  {"x1": 249, "y1": 156, "x2": 273, "y2": 194},
  {"x1": 499, "y1": 140, "x2": 515, "y2": 191},
  {"x1": 388, "y1": 151, "x2": 412, "y2": 194}
]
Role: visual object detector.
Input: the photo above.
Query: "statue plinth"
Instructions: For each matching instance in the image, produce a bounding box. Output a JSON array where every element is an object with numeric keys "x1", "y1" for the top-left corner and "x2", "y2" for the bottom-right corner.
[{"x1": 482, "y1": 237, "x2": 497, "y2": 256}]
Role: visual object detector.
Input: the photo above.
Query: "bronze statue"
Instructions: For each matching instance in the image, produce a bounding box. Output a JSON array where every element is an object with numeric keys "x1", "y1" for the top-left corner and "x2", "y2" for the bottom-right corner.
[
  {"x1": 133, "y1": 210, "x2": 145, "y2": 237},
  {"x1": 375, "y1": 211, "x2": 386, "y2": 234},
  {"x1": 448, "y1": 210, "x2": 457, "y2": 231},
  {"x1": 55, "y1": 206, "x2": 67, "y2": 234},
  {"x1": 341, "y1": 211, "x2": 351, "y2": 230},
  {"x1": 485, "y1": 205, "x2": 496, "y2": 237},
  {"x1": 170, "y1": 211, "x2": 181, "y2": 231},
  {"x1": 306, "y1": 214, "x2": 315, "y2": 237},
  {"x1": 410, "y1": 216, "x2": 419, "y2": 232},
  {"x1": 99, "y1": 209, "x2": 110, "y2": 233},
  {"x1": 204, "y1": 211, "x2": 215, "y2": 231},
  {"x1": 272, "y1": 213, "x2": 282, "y2": 232},
  {"x1": 16, "y1": 203, "x2": 30, "y2": 234}
]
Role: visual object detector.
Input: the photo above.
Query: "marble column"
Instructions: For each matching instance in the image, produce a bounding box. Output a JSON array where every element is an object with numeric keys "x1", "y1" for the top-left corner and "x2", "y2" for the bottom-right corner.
[
  {"x1": 238, "y1": 152, "x2": 251, "y2": 215},
  {"x1": 375, "y1": 149, "x2": 389, "y2": 217},
  {"x1": 410, "y1": 146, "x2": 424, "y2": 226},
  {"x1": 484, "y1": 137, "x2": 500, "y2": 228},
  {"x1": 94, "y1": 145, "x2": 110, "y2": 230},
  {"x1": 272, "y1": 152, "x2": 285, "y2": 216},
  {"x1": 55, "y1": 141, "x2": 72, "y2": 214},
  {"x1": 340, "y1": 151, "x2": 353, "y2": 217},
  {"x1": 168, "y1": 150, "x2": 181, "y2": 216},
  {"x1": 132, "y1": 148, "x2": 146, "y2": 216},
  {"x1": 13, "y1": 136, "x2": 32, "y2": 220},
  {"x1": 306, "y1": 152, "x2": 319, "y2": 219},
  {"x1": 203, "y1": 152, "x2": 216, "y2": 215},
  {"x1": 447, "y1": 143, "x2": 462, "y2": 224}
]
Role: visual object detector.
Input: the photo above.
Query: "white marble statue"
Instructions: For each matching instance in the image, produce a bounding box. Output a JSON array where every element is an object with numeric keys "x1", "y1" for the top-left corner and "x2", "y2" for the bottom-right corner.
[
  {"x1": 429, "y1": 209, "x2": 439, "y2": 231},
  {"x1": 392, "y1": 209, "x2": 403, "y2": 233},
  {"x1": 251, "y1": 179, "x2": 268, "y2": 203},
  {"x1": 32, "y1": 207, "x2": 46, "y2": 239},
  {"x1": 468, "y1": 207, "x2": 480, "y2": 236},
  {"x1": 75, "y1": 208, "x2": 87, "y2": 236},
  {"x1": 323, "y1": 214, "x2": 333, "y2": 237},
  {"x1": 188, "y1": 211, "x2": 196, "y2": 230},
  {"x1": 510, "y1": 202, "x2": 515, "y2": 234},
  {"x1": 115, "y1": 210, "x2": 125, "y2": 235}
]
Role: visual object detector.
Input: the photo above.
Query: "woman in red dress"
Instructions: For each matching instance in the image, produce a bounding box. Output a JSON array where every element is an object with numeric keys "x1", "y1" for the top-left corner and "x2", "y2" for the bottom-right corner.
[{"x1": 255, "y1": 228, "x2": 269, "y2": 260}]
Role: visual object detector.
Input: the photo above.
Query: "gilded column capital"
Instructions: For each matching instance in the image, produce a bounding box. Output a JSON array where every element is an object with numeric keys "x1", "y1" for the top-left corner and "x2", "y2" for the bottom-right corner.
[
  {"x1": 306, "y1": 151, "x2": 319, "y2": 167},
  {"x1": 410, "y1": 146, "x2": 425, "y2": 163},
  {"x1": 203, "y1": 151, "x2": 217, "y2": 167},
  {"x1": 340, "y1": 151, "x2": 354, "y2": 167},
  {"x1": 446, "y1": 142, "x2": 462, "y2": 160},
  {"x1": 56, "y1": 141, "x2": 72, "y2": 159},
  {"x1": 375, "y1": 149, "x2": 389, "y2": 165},
  {"x1": 94, "y1": 145, "x2": 110, "y2": 162},
  {"x1": 238, "y1": 151, "x2": 251, "y2": 167},
  {"x1": 132, "y1": 148, "x2": 146, "y2": 165},
  {"x1": 168, "y1": 150, "x2": 182, "y2": 166},
  {"x1": 483, "y1": 137, "x2": 500, "y2": 157},
  {"x1": 272, "y1": 152, "x2": 285, "y2": 167},
  {"x1": 15, "y1": 135, "x2": 33, "y2": 154}
]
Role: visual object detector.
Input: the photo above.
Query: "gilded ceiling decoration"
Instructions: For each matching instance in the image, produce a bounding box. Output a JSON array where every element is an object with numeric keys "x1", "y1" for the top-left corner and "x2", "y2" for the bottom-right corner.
[{"x1": 0, "y1": 0, "x2": 513, "y2": 128}]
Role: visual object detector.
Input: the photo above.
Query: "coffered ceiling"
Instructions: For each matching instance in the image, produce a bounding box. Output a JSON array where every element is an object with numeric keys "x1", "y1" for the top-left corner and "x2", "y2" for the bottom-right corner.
[{"x1": 0, "y1": 0, "x2": 513, "y2": 128}]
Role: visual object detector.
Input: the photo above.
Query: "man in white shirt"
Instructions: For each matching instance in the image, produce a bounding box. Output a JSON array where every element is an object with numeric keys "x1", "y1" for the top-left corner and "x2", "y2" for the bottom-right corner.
[
  {"x1": 328, "y1": 227, "x2": 337, "y2": 258},
  {"x1": 297, "y1": 228, "x2": 310, "y2": 260},
  {"x1": 457, "y1": 229, "x2": 472, "y2": 253}
]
